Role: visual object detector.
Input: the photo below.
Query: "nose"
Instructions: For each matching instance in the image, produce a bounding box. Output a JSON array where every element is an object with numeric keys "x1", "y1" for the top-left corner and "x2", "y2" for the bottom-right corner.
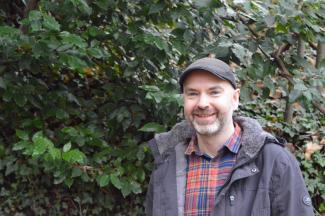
[{"x1": 197, "y1": 94, "x2": 209, "y2": 109}]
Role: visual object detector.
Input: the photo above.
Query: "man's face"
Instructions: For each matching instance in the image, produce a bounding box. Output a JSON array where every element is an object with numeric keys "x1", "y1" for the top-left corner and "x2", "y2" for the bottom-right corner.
[{"x1": 183, "y1": 70, "x2": 240, "y2": 136}]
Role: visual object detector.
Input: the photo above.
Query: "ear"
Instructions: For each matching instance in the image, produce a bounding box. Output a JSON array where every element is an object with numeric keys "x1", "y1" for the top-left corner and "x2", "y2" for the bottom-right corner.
[{"x1": 232, "y1": 88, "x2": 240, "y2": 110}]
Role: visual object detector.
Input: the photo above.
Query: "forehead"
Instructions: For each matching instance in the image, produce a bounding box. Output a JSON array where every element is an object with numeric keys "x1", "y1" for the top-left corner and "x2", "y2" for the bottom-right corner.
[{"x1": 183, "y1": 70, "x2": 230, "y2": 89}]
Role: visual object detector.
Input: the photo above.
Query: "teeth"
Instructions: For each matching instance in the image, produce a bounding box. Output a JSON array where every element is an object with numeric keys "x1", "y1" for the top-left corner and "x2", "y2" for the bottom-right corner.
[{"x1": 196, "y1": 114, "x2": 213, "y2": 117}]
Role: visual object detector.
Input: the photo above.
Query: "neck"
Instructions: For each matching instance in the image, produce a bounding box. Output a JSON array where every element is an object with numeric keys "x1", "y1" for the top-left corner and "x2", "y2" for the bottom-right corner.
[{"x1": 197, "y1": 122, "x2": 235, "y2": 157}]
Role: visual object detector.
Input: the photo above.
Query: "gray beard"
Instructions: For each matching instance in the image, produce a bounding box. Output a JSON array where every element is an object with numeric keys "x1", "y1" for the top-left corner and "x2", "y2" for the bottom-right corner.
[{"x1": 192, "y1": 119, "x2": 223, "y2": 136}]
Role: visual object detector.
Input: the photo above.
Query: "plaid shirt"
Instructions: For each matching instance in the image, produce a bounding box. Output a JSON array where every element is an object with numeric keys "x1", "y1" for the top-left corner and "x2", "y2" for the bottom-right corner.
[{"x1": 184, "y1": 123, "x2": 242, "y2": 216}]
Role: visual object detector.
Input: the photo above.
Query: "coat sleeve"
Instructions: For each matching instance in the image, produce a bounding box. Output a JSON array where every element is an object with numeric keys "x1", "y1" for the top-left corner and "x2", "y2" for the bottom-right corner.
[
  {"x1": 271, "y1": 149, "x2": 315, "y2": 216},
  {"x1": 145, "y1": 173, "x2": 154, "y2": 216}
]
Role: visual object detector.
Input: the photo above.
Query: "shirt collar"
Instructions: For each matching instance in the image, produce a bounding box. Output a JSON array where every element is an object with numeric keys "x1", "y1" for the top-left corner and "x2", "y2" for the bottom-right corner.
[{"x1": 185, "y1": 123, "x2": 242, "y2": 156}]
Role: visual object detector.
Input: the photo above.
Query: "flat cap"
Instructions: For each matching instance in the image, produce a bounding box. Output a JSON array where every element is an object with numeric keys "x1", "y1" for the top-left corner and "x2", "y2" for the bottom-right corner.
[{"x1": 179, "y1": 57, "x2": 236, "y2": 91}]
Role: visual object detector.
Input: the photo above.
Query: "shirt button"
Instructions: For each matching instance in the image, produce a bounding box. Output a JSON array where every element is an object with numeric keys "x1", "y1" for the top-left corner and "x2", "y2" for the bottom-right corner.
[
  {"x1": 229, "y1": 195, "x2": 235, "y2": 201},
  {"x1": 251, "y1": 168, "x2": 257, "y2": 173}
]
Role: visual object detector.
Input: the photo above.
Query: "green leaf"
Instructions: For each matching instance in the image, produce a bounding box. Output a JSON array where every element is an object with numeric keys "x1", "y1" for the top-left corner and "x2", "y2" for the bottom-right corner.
[
  {"x1": 48, "y1": 146, "x2": 61, "y2": 160},
  {"x1": 139, "y1": 85, "x2": 160, "y2": 92},
  {"x1": 130, "y1": 181, "x2": 142, "y2": 194},
  {"x1": 137, "y1": 169, "x2": 145, "y2": 182},
  {"x1": 110, "y1": 174, "x2": 122, "y2": 189},
  {"x1": 5, "y1": 162, "x2": 18, "y2": 176},
  {"x1": 193, "y1": 0, "x2": 212, "y2": 7},
  {"x1": 154, "y1": 37, "x2": 168, "y2": 51},
  {"x1": 121, "y1": 182, "x2": 132, "y2": 197},
  {"x1": 0, "y1": 77, "x2": 6, "y2": 89},
  {"x1": 0, "y1": 145, "x2": 5, "y2": 157},
  {"x1": 97, "y1": 174, "x2": 110, "y2": 187},
  {"x1": 32, "y1": 139, "x2": 49, "y2": 156},
  {"x1": 63, "y1": 142, "x2": 72, "y2": 152},
  {"x1": 27, "y1": 11, "x2": 42, "y2": 32},
  {"x1": 56, "y1": 109, "x2": 69, "y2": 120},
  {"x1": 0, "y1": 26, "x2": 20, "y2": 36},
  {"x1": 12, "y1": 141, "x2": 29, "y2": 151},
  {"x1": 149, "y1": 3, "x2": 165, "y2": 14},
  {"x1": 231, "y1": 43, "x2": 251, "y2": 66},
  {"x1": 64, "y1": 178, "x2": 74, "y2": 188},
  {"x1": 183, "y1": 30, "x2": 194, "y2": 42},
  {"x1": 60, "y1": 31, "x2": 86, "y2": 48},
  {"x1": 16, "y1": 129, "x2": 29, "y2": 141},
  {"x1": 275, "y1": 22, "x2": 289, "y2": 33},
  {"x1": 32, "y1": 134, "x2": 53, "y2": 157},
  {"x1": 43, "y1": 14, "x2": 60, "y2": 31},
  {"x1": 139, "y1": 122, "x2": 165, "y2": 133},
  {"x1": 54, "y1": 175, "x2": 66, "y2": 185},
  {"x1": 289, "y1": 81, "x2": 308, "y2": 102},
  {"x1": 264, "y1": 15, "x2": 275, "y2": 27},
  {"x1": 14, "y1": 94, "x2": 27, "y2": 107},
  {"x1": 28, "y1": 10, "x2": 42, "y2": 21},
  {"x1": 71, "y1": 167, "x2": 82, "y2": 177},
  {"x1": 62, "y1": 149, "x2": 86, "y2": 163},
  {"x1": 32, "y1": 131, "x2": 43, "y2": 143},
  {"x1": 61, "y1": 127, "x2": 79, "y2": 137},
  {"x1": 66, "y1": 55, "x2": 88, "y2": 70},
  {"x1": 136, "y1": 148, "x2": 145, "y2": 161},
  {"x1": 94, "y1": 0, "x2": 110, "y2": 10},
  {"x1": 88, "y1": 47, "x2": 104, "y2": 58},
  {"x1": 71, "y1": 0, "x2": 92, "y2": 15}
]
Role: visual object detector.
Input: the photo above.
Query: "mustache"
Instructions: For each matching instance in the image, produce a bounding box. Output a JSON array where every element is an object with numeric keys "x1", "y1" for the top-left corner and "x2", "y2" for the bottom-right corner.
[{"x1": 192, "y1": 109, "x2": 216, "y2": 115}]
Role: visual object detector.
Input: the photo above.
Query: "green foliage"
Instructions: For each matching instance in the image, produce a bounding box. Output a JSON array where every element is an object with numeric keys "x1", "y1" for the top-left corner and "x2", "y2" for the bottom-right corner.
[{"x1": 0, "y1": 0, "x2": 324, "y2": 215}]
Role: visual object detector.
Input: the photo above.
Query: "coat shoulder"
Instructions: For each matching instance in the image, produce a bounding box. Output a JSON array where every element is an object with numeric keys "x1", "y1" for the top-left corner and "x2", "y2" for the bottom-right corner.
[{"x1": 262, "y1": 142, "x2": 298, "y2": 168}]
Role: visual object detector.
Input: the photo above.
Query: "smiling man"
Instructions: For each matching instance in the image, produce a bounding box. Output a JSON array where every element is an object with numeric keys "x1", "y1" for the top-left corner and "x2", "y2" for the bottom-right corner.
[{"x1": 145, "y1": 57, "x2": 314, "y2": 216}]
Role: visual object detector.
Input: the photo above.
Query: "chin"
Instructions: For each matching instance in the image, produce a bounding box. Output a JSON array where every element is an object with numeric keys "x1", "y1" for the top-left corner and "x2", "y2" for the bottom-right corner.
[{"x1": 192, "y1": 120, "x2": 221, "y2": 136}]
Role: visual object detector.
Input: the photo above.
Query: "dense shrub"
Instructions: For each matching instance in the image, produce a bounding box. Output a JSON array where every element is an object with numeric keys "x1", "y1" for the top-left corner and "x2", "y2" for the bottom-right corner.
[{"x1": 0, "y1": 0, "x2": 324, "y2": 215}]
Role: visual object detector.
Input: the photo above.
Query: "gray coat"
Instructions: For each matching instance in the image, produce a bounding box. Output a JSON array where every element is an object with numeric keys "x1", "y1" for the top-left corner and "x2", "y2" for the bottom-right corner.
[{"x1": 145, "y1": 116, "x2": 314, "y2": 216}]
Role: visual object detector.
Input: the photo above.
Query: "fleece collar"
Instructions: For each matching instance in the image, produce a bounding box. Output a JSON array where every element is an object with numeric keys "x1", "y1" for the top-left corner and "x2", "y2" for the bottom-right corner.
[{"x1": 152, "y1": 116, "x2": 281, "y2": 159}]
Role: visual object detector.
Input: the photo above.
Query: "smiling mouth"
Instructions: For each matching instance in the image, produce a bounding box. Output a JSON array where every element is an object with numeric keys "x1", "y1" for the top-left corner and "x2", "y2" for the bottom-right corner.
[
  {"x1": 193, "y1": 112, "x2": 216, "y2": 118},
  {"x1": 195, "y1": 114, "x2": 214, "y2": 117}
]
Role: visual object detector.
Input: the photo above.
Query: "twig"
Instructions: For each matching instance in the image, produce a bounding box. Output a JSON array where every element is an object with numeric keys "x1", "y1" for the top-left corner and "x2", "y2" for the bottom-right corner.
[
  {"x1": 237, "y1": 15, "x2": 273, "y2": 60},
  {"x1": 19, "y1": 0, "x2": 40, "y2": 34},
  {"x1": 272, "y1": 43, "x2": 294, "y2": 83},
  {"x1": 309, "y1": 42, "x2": 318, "y2": 50},
  {"x1": 312, "y1": 101, "x2": 325, "y2": 114}
]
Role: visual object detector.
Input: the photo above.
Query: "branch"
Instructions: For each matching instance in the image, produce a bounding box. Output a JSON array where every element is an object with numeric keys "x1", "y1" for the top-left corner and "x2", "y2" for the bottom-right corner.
[
  {"x1": 316, "y1": 42, "x2": 325, "y2": 68},
  {"x1": 19, "y1": 0, "x2": 40, "y2": 34},
  {"x1": 237, "y1": 14, "x2": 294, "y2": 83},
  {"x1": 23, "y1": 0, "x2": 40, "y2": 18},
  {"x1": 237, "y1": 15, "x2": 273, "y2": 60},
  {"x1": 272, "y1": 43, "x2": 294, "y2": 83},
  {"x1": 297, "y1": 35, "x2": 305, "y2": 58},
  {"x1": 285, "y1": 35, "x2": 305, "y2": 123},
  {"x1": 313, "y1": 41, "x2": 325, "y2": 114},
  {"x1": 275, "y1": 43, "x2": 291, "y2": 57},
  {"x1": 12, "y1": 2, "x2": 24, "y2": 18},
  {"x1": 309, "y1": 42, "x2": 318, "y2": 50},
  {"x1": 312, "y1": 101, "x2": 325, "y2": 114}
]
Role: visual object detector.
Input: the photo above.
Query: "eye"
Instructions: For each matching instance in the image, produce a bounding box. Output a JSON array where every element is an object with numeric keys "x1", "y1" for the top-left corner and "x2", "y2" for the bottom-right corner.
[
  {"x1": 185, "y1": 91, "x2": 198, "y2": 97},
  {"x1": 187, "y1": 92, "x2": 198, "y2": 96},
  {"x1": 210, "y1": 91, "x2": 221, "y2": 96}
]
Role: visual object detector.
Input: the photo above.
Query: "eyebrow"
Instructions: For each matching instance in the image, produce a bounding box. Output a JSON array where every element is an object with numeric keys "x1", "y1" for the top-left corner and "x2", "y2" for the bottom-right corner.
[
  {"x1": 184, "y1": 85, "x2": 224, "y2": 92},
  {"x1": 207, "y1": 86, "x2": 223, "y2": 91}
]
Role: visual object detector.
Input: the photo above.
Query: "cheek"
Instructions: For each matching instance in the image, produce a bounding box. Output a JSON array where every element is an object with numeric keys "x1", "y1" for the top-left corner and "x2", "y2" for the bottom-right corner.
[
  {"x1": 183, "y1": 100, "x2": 195, "y2": 116},
  {"x1": 211, "y1": 98, "x2": 233, "y2": 114}
]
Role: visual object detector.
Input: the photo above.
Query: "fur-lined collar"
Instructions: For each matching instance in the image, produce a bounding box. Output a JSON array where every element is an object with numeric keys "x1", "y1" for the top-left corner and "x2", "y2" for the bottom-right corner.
[{"x1": 153, "y1": 116, "x2": 280, "y2": 159}]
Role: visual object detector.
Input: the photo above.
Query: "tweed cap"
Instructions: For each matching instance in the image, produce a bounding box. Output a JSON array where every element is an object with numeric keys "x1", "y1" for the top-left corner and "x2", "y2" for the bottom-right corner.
[{"x1": 179, "y1": 57, "x2": 236, "y2": 91}]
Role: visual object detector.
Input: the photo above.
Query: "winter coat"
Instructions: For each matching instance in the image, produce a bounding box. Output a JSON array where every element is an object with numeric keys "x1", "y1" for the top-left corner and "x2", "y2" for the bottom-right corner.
[{"x1": 145, "y1": 116, "x2": 314, "y2": 216}]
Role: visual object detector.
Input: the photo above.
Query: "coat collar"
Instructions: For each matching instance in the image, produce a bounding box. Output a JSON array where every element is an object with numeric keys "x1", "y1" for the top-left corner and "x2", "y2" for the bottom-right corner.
[{"x1": 152, "y1": 116, "x2": 284, "y2": 160}]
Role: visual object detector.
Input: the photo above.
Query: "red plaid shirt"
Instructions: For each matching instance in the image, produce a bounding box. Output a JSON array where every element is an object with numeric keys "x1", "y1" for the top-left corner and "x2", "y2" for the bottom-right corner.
[{"x1": 184, "y1": 123, "x2": 242, "y2": 216}]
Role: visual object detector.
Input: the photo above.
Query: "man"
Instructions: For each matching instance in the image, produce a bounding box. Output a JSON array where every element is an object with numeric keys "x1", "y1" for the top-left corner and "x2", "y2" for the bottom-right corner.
[{"x1": 145, "y1": 57, "x2": 314, "y2": 216}]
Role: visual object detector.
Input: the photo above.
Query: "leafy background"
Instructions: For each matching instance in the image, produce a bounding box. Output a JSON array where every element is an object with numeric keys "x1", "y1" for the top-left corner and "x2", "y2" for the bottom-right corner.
[{"x1": 0, "y1": 0, "x2": 324, "y2": 215}]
